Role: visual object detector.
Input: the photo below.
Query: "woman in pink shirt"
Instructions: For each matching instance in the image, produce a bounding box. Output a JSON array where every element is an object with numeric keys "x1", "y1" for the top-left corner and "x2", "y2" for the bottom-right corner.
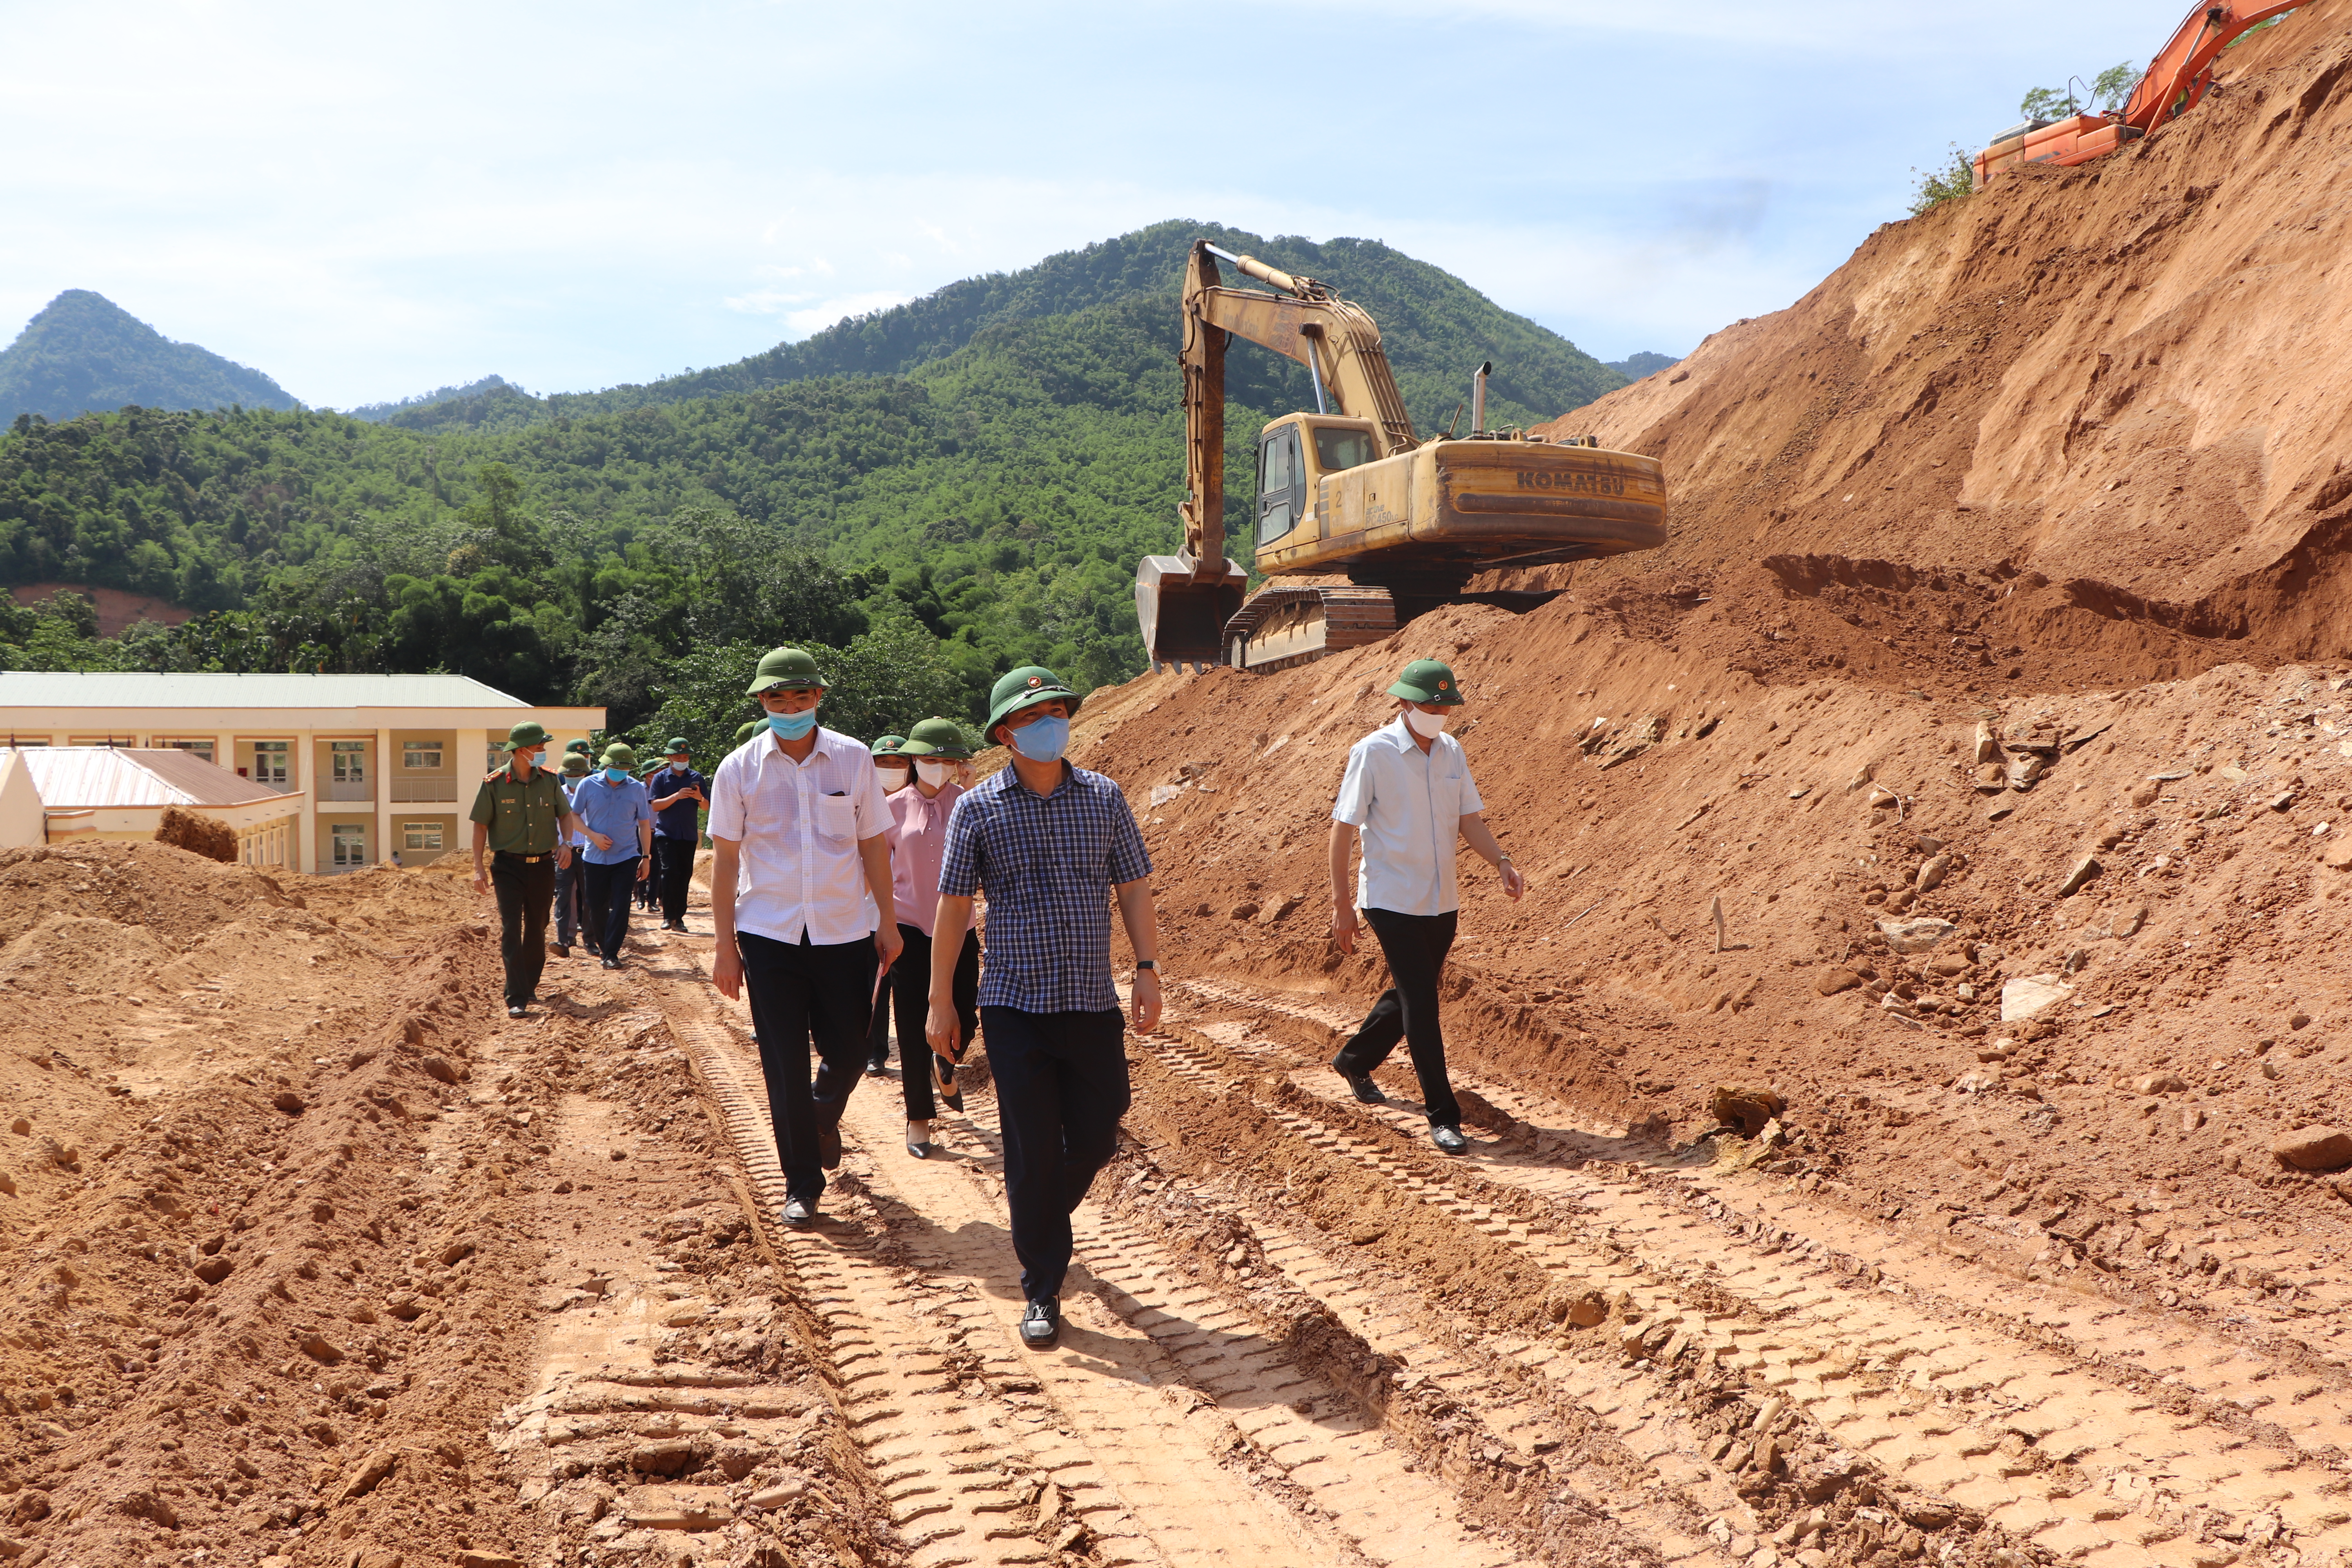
[{"x1": 884, "y1": 717, "x2": 979, "y2": 1156}]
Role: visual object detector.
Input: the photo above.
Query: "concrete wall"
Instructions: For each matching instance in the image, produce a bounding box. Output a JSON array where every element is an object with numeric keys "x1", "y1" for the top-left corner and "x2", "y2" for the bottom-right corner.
[{"x1": 0, "y1": 752, "x2": 42, "y2": 848}]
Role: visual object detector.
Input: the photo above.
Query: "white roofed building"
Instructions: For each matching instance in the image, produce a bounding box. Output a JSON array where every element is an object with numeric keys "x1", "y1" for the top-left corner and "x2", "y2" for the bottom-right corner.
[
  {"x1": 13, "y1": 748, "x2": 303, "y2": 864},
  {"x1": 0, "y1": 673, "x2": 603, "y2": 874}
]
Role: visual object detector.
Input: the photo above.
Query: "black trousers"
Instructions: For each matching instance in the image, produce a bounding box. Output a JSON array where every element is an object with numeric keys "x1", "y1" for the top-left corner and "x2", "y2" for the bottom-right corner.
[
  {"x1": 1332, "y1": 907, "x2": 1462, "y2": 1128},
  {"x1": 488, "y1": 853, "x2": 555, "y2": 1007},
  {"x1": 740, "y1": 930, "x2": 878, "y2": 1204},
  {"x1": 653, "y1": 836, "x2": 697, "y2": 923},
  {"x1": 581, "y1": 857, "x2": 641, "y2": 961},
  {"x1": 552, "y1": 857, "x2": 587, "y2": 946},
  {"x1": 983, "y1": 1005, "x2": 1128, "y2": 1301},
  {"x1": 879, "y1": 924, "x2": 980, "y2": 1120}
]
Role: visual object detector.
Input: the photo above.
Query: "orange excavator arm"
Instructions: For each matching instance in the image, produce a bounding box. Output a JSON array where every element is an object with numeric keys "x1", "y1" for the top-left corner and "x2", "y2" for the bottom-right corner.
[
  {"x1": 2123, "y1": 0, "x2": 2302, "y2": 132},
  {"x1": 1975, "y1": 1, "x2": 2299, "y2": 186}
]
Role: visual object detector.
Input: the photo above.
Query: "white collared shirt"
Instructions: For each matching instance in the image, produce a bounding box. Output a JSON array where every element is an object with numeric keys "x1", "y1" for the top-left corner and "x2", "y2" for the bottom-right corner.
[
  {"x1": 708, "y1": 726, "x2": 891, "y2": 946},
  {"x1": 1332, "y1": 715, "x2": 1485, "y2": 916}
]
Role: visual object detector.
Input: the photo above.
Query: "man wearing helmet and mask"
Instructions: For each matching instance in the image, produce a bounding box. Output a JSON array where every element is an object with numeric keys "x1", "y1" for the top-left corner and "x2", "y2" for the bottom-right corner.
[
  {"x1": 1327, "y1": 659, "x2": 1524, "y2": 1155},
  {"x1": 469, "y1": 721, "x2": 591, "y2": 1019},
  {"x1": 930, "y1": 667, "x2": 1160, "y2": 1350},
  {"x1": 707, "y1": 648, "x2": 903, "y2": 1227}
]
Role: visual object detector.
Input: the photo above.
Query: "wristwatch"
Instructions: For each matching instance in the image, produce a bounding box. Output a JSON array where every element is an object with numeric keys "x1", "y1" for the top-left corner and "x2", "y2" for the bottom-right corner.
[{"x1": 1135, "y1": 960, "x2": 1158, "y2": 971}]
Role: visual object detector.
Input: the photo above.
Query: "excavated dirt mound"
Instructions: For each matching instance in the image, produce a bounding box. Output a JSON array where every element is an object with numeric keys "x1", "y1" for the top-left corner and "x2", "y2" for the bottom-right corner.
[
  {"x1": 0, "y1": 845, "x2": 888, "y2": 1568},
  {"x1": 1521, "y1": 0, "x2": 2352, "y2": 684}
]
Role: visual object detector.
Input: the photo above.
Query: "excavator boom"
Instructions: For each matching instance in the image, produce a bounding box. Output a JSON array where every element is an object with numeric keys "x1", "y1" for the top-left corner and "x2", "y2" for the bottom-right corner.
[{"x1": 1974, "y1": 1, "x2": 2299, "y2": 185}]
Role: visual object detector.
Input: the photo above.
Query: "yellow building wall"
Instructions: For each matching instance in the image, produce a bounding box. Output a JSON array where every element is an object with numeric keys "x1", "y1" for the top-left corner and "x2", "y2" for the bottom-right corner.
[{"x1": 392, "y1": 813, "x2": 458, "y2": 865}]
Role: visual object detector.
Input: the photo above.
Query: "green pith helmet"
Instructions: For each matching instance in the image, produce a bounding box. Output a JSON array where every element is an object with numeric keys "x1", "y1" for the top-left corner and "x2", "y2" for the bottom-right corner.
[
  {"x1": 663, "y1": 736, "x2": 690, "y2": 756},
  {"x1": 870, "y1": 735, "x2": 907, "y2": 758},
  {"x1": 601, "y1": 742, "x2": 639, "y2": 770},
  {"x1": 1387, "y1": 658, "x2": 1465, "y2": 706},
  {"x1": 500, "y1": 720, "x2": 554, "y2": 751},
  {"x1": 985, "y1": 665, "x2": 1082, "y2": 738},
  {"x1": 745, "y1": 646, "x2": 830, "y2": 695},
  {"x1": 898, "y1": 716, "x2": 974, "y2": 760},
  {"x1": 561, "y1": 754, "x2": 590, "y2": 777},
  {"x1": 733, "y1": 720, "x2": 760, "y2": 746},
  {"x1": 564, "y1": 738, "x2": 592, "y2": 755}
]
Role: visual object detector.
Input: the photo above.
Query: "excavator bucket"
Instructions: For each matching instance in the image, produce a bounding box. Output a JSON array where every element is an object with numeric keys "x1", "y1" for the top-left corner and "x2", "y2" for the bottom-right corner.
[{"x1": 1136, "y1": 554, "x2": 1248, "y2": 668}]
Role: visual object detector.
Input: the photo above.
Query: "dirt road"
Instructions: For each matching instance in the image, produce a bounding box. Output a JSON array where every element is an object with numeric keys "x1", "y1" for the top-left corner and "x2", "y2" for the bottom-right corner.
[{"x1": 7, "y1": 826, "x2": 2352, "y2": 1568}]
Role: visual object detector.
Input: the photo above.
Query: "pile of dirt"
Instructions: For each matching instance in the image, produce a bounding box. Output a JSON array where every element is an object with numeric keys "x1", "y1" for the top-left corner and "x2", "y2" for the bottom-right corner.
[
  {"x1": 0, "y1": 846, "x2": 882, "y2": 1567},
  {"x1": 155, "y1": 806, "x2": 239, "y2": 865},
  {"x1": 1029, "y1": 0, "x2": 2352, "y2": 1268},
  {"x1": 1522, "y1": 0, "x2": 2352, "y2": 685}
]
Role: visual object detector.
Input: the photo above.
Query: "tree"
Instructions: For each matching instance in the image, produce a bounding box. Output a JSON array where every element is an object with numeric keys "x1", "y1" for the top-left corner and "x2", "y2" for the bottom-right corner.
[{"x1": 2020, "y1": 61, "x2": 2138, "y2": 122}]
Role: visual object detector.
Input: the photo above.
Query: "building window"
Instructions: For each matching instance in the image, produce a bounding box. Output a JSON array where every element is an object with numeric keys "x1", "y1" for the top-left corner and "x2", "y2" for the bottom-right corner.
[
  {"x1": 70, "y1": 735, "x2": 138, "y2": 748},
  {"x1": 402, "y1": 822, "x2": 445, "y2": 853},
  {"x1": 331, "y1": 740, "x2": 367, "y2": 784},
  {"x1": 485, "y1": 745, "x2": 507, "y2": 775},
  {"x1": 252, "y1": 741, "x2": 290, "y2": 787},
  {"x1": 157, "y1": 739, "x2": 216, "y2": 763},
  {"x1": 402, "y1": 740, "x2": 444, "y2": 769},
  {"x1": 330, "y1": 823, "x2": 368, "y2": 869}
]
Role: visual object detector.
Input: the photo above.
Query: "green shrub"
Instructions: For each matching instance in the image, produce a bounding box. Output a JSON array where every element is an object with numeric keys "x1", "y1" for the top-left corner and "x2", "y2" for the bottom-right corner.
[{"x1": 1909, "y1": 144, "x2": 1977, "y2": 216}]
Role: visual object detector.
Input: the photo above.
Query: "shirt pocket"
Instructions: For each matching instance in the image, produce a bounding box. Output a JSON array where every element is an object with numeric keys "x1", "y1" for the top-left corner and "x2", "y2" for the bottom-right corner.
[{"x1": 816, "y1": 793, "x2": 858, "y2": 844}]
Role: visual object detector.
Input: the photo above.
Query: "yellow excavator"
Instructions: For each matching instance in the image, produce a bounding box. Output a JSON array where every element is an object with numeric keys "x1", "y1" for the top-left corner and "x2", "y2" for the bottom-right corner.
[{"x1": 1136, "y1": 240, "x2": 1669, "y2": 671}]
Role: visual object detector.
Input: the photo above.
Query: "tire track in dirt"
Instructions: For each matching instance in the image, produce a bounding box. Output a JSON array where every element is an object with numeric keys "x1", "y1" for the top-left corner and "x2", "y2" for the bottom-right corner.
[
  {"x1": 657, "y1": 951, "x2": 1424, "y2": 1568},
  {"x1": 1171, "y1": 975, "x2": 2352, "y2": 1568},
  {"x1": 940, "y1": 1071, "x2": 1558, "y2": 1568}
]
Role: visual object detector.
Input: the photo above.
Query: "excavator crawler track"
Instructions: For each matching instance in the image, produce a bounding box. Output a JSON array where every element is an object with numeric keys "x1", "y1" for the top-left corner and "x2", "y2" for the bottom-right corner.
[{"x1": 1220, "y1": 584, "x2": 1398, "y2": 672}]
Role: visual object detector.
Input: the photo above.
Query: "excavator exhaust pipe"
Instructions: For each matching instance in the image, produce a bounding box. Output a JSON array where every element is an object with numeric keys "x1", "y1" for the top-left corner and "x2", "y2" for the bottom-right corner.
[{"x1": 1470, "y1": 361, "x2": 1491, "y2": 435}]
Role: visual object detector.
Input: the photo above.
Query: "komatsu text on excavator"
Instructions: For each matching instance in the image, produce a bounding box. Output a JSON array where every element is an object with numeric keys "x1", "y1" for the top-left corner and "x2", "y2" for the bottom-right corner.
[{"x1": 1134, "y1": 240, "x2": 1667, "y2": 672}]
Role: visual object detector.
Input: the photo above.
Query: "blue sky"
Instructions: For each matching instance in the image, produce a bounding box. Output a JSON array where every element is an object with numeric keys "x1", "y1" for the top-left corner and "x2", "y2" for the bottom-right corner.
[{"x1": 1, "y1": 0, "x2": 2186, "y2": 409}]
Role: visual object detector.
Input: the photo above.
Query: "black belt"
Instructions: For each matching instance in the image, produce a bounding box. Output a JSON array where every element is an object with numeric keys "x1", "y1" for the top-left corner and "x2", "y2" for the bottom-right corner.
[{"x1": 494, "y1": 851, "x2": 549, "y2": 863}]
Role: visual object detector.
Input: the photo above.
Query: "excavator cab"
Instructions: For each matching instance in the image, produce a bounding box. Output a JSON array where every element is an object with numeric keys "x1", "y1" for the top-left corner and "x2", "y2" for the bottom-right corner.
[{"x1": 1255, "y1": 414, "x2": 1380, "y2": 551}]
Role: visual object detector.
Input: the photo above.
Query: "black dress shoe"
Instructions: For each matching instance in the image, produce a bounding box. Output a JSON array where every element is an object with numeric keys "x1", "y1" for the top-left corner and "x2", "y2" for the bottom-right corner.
[
  {"x1": 601, "y1": 957, "x2": 620, "y2": 971},
  {"x1": 1019, "y1": 1297, "x2": 1060, "y2": 1349},
  {"x1": 1431, "y1": 1124, "x2": 1469, "y2": 1154},
  {"x1": 864, "y1": 1057, "x2": 888, "y2": 1077},
  {"x1": 506, "y1": 1004, "x2": 527, "y2": 1019},
  {"x1": 782, "y1": 1196, "x2": 815, "y2": 1226},
  {"x1": 552, "y1": 942, "x2": 570, "y2": 957},
  {"x1": 1332, "y1": 1055, "x2": 1385, "y2": 1104},
  {"x1": 817, "y1": 1120, "x2": 842, "y2": 1169}
]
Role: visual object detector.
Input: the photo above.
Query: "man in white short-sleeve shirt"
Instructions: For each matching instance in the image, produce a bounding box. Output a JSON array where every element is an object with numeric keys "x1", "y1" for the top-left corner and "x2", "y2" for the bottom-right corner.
[
  {"x1": 1327, "y1": 657, "x2": 1523, "y2": 1154},
  {"x1": 709, "y1": 646, "x2": 902, "y2": 1225}
]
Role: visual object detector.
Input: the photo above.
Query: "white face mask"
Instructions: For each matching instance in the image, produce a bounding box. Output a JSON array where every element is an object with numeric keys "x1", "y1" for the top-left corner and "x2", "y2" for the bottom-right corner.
[
  {"x1": 915, "y1": 759, "x2": 951, "y2": 788},
  {"x1": 1404, "y1": 707, "x2": 1450, "y2": 738},
  {"x1": 877, "y1": 762, "x2": 910, "y2": 789}
]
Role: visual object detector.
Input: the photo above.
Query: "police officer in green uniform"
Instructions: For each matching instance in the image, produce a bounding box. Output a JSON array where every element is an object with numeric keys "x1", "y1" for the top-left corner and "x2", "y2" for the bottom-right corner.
[{"x1": 470, "y1": 721, "x2": 589, "y2": 1019}]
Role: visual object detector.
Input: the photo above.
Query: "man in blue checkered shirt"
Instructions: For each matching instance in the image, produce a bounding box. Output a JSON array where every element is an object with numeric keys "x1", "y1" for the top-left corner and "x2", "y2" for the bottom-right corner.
[{"x1": 928, "y1": 664, "x2": 1161, "y2": 1352}]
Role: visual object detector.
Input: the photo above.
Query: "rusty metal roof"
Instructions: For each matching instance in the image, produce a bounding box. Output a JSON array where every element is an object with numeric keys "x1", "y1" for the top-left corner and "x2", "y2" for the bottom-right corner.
[{"x1": 16, "y1": 748, "x2": 302, "y2": 809}]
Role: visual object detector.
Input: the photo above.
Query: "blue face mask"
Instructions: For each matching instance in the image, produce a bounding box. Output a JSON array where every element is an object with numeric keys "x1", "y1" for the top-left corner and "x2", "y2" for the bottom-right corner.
[
  {"x1": 766, "y1": 708, "x2": 818, "y2": 740},
  {"x1": 1007, "y1": 713, "x2": 1070, "y2": 762},
  {"x1": 603, "y1": 766, "x2": 627, "y2": 783}
]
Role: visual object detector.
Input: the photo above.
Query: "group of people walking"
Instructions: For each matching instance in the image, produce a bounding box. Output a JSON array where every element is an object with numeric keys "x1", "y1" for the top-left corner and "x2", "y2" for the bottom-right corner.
[{"x1": 466, "y1": 645, "x2": 1516, "y2": 1354}]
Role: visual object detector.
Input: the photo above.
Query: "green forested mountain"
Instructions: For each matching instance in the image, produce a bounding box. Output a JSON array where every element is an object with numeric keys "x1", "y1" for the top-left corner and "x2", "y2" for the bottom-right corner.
[
  {"x1": 345, "y1": 374, "x2": 517, "y2": 423},
  {"x1": 391, "y1": 221, "x2": 1625, "y2": 437},
  {"x1": 0, "y1": 291, "x2": 302, "y2": 424},
  {"x1": 0, "y1": 222, "x2": 1626, "y2": 755},
  {"x1": 1605, "y1": 351, "x2": 1681, "y2": 379}
]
